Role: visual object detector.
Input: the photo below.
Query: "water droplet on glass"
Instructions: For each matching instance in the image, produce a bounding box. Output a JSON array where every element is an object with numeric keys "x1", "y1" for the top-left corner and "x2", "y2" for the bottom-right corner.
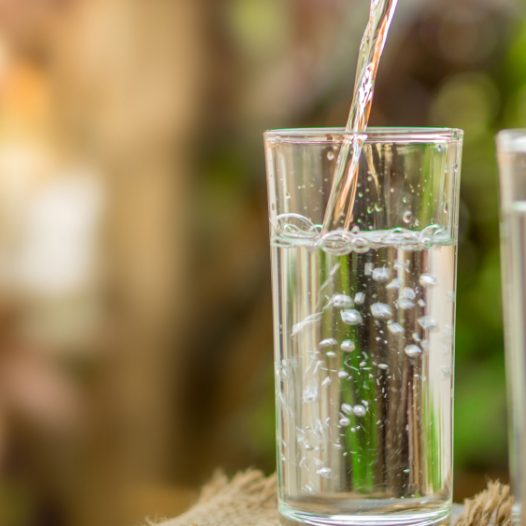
[
  {"x1": 372, "y1": 267, "x2": 391, "y2": 282},
  {"x1": 341, "y1": 340, "x2": 356, "y2": 352},
  {"x1": 353, "y1": 405, "x2": 367, "y2": 417},
  {"x1": 404, "y1": 344, "x2": 422, "y2": 358},
  {"x1": 419, "y1": 273, "x2": 437, "y2": 287},
  {"x1": 370, "y1": 302, "x2": 393, "y2": 320},
  {"x1": 341, "y1": 309, "x2": 363, "y2": 325}
]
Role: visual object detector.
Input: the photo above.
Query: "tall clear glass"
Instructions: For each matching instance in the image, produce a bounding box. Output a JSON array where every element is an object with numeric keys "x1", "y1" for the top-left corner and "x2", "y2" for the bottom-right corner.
[
  {"x1": 497, "y1": 130, "x2": 526, "y2": 525},
  {"x1": 264, "y1": 128, "x2": 463, "y2": 526}
]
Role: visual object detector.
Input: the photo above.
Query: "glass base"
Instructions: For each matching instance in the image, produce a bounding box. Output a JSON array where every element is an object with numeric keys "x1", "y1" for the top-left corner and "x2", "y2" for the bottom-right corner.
[{"x1": 280, "y1": 501, "x2": 451, "y2": 526}]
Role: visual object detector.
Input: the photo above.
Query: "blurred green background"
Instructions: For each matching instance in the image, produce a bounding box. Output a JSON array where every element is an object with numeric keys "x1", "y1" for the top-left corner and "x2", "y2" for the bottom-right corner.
[{"x1": 0, "y1": 0, "x2": 522, "y2": 525}]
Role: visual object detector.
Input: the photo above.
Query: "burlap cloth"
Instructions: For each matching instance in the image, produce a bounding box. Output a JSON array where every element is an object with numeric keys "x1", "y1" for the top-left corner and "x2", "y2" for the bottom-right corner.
[{"x1": 151, "y1": 471, "x2": 513, "y2": 526}]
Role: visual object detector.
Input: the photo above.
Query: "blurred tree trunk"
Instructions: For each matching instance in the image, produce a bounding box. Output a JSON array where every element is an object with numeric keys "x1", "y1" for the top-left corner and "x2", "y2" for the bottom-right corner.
[{"x1": 51, "y1": 1, "x2": 204, "y2": 525}]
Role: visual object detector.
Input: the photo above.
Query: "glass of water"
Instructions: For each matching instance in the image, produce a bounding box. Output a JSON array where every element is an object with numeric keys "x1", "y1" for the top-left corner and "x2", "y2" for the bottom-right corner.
[
  {"x1": 497, "y1": 130, "x2": 526, "y2": 525},
  {"x1": 264, "y1": 128, "x2": 463, "y2": 526}
]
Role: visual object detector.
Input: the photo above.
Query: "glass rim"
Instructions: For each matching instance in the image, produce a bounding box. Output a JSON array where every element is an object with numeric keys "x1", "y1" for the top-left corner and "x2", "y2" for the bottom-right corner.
[
  {"x1": 497, "y1": 129, "x2": 526, "y2": 152},
  {"x1": 264, "y1": 126, "x2": 463, "y2": 144}
]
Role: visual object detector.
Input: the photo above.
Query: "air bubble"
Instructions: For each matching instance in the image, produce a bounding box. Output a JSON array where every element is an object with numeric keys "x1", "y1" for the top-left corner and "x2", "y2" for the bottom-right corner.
[
  {"x1": 320, "y1": 230, "x2": 353, "y2": 256},
  {"x1": 327, "y1": 151, "x2": 335, "y2": 161},
  {"x1": 378, "y1": 363, "x2": 389, "y2": 370},
  {"x1": 372, "y1": 267, "x2": 391, "y2": 282},
  {"x1": 400, "y1": 287, "x2": 416, "y2": 301},
  {"x1": 317, "y1": 467, "x2": 332, "y2": 479},
  {"x1": 419, "y1": 273, "x2": 437, "y2": 287},
  {"x1": 341, "y1": 309, "x2": 363, "y2": 325},
  {"x1": 354, "y1": 292, "x2": 366, "y2": 305},
  {"x1": 331, "y1": 294, "x2": 353, "y2": 309},
  {"x1": 353, "y1": 405, "x2": 367, "y2": 417},
  {"x1": 341, "y1": 340, "x2": 356, "y2": 352},
  {"x1": 341, "y1": 403, "x2": 353, "y2": 415},
  {"x1": 274, "y1": 213, "x2": 314, "y2": 238},
  {"x1": 370, "y1": 302, "x2": 393, "y2": 320},
  {"x1": 403, "y1": 210, "x2": 413, "y2": 224},
  {"x1": 387, "y1": 322, "x2": 404, "y2": 335},
  {"x1": 326, "y1": 351, "x2": 337, "y2": 358},
  {"x1": 386, "y1": 278, "x2": 400, "y2": 290},
  {"x1": 319, "y1": 338, "x2": 338, "y2": 349},
  {"x1": 352, "y1": 236, "x2": 370, "y2": 254},
  {"x1": 339, "y1": 417, "x2": 350, "y2": 426},
  {"x1": 321, "y1": 377, "x2": 332, "y2": 388},
  {"x1": 398, "y1": 299, "x2": 415, "y2": 310},
  {"x1": 404, "y1": 344, "x2": 422, "y2": 358},
  {"x1": 418, "y1": 316, "x2": 438, "y2": 331},
  {"x1": 338, "y1": 370, "x2": 349, "y2": 379}
]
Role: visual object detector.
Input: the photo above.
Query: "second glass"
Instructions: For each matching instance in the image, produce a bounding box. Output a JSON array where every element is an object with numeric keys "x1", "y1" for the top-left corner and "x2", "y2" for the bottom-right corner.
[
  {"x1": 265, "y1": 128, "x2": 463, "y2": 525},
  {"x1": 497, "y1": 130, "x2": 526, "y2": 525}
]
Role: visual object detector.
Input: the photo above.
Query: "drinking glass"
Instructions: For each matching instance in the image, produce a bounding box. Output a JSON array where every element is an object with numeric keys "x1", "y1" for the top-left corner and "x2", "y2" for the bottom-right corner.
[
  {"x1": 497, "y1": 130, "x2": 526, "y2": 525},
  {"x1": 264, "y1": 128, "x2": 463, "y2": 526}
]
